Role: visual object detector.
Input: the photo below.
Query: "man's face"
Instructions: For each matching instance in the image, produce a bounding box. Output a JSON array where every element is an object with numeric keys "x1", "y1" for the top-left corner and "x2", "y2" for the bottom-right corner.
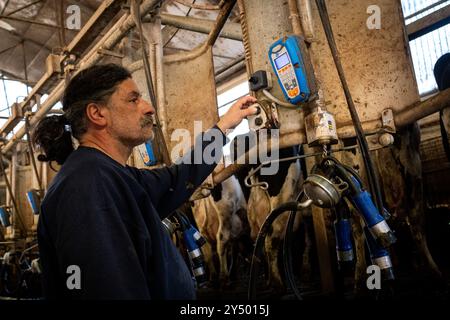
[{"x1": 106, "y1": 78, "x2": 155, "y2": 147}]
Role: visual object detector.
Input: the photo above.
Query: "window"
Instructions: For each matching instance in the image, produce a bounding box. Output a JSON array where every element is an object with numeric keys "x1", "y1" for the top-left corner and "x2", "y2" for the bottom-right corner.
[
  {"x1": 401, "y1": 0, "x2": 450, "y2": 95},
  {"x1": 0, "y1": 77, "x2": 62, "y2": 139},
  {"x1": 217, "y1": 81, "x2": 250, "y2": 164}
]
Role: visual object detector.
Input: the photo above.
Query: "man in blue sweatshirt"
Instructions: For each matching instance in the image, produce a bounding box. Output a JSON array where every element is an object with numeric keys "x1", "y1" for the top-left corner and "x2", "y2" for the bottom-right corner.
[{"x1": 33, "y1": 63, "x2": 257, "y2": 299}]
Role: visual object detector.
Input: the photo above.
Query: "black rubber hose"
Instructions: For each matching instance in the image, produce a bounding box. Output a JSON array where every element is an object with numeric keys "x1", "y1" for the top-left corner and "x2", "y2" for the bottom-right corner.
[
  {"x1": 315, "y1": 0, "x2": 384, "y2": 214},
  {"x1": 283, "y1": 211, "x2": 301, "y2": 299},
  {"x1": 282, "y1": 192, "x2": 304, "y2": 300},
  {"x1": 322, "y1": 156, "x2": 365, "y2": 188},
  {"x1": 248, "y1": 201, "x2": 300, "y2": 300},
  {"x1": 321, "y1": 156, "x2": 359, "y2": 194}
]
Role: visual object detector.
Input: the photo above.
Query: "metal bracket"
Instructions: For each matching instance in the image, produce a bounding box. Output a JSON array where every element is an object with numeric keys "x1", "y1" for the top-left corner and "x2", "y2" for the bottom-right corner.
[
  {"x1": 381, "y1": 109, "x2": 396, "y2": 133},
  {"x1": 45, "y1": 54, "x2": 62, "y2": 76},
  {"x1": 98, "y1": 48, "x2": 125, "y2": 59},
  {"x1": 60, "y1": 53, "x2": 77, "y2": 76},
  {"x1": 366, "y1": 132, "x2": 395, "y2": 151}
]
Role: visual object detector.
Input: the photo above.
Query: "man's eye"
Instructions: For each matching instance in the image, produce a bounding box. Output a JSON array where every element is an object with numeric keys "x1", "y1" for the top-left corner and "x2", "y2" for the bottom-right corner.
[{"x1": 130, "y1": 98, "x2": 138, "y2": 103}]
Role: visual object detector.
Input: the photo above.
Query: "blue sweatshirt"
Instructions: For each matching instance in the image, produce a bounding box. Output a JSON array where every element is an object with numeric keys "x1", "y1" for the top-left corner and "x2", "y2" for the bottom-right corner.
[{"x1": 37, "y1": 127, "x2": 226, "y2": 299}]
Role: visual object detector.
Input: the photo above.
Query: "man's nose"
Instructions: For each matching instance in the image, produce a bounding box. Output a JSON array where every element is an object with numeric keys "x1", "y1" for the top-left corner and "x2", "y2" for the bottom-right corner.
[{"x1": 142, "y1": 98, "x2": 155, "y2": 115}]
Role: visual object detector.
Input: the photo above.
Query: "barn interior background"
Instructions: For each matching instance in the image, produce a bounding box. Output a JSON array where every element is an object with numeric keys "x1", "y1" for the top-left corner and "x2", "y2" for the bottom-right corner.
[{"x1": 0, "y1": 0, "x2": 449, "y2": 300}]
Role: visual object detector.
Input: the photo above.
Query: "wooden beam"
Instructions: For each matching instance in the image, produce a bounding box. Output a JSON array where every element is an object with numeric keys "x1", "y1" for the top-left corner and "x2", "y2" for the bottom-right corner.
[{"x1": 407, "y1": 4, "x2": 450, "y2": 40}]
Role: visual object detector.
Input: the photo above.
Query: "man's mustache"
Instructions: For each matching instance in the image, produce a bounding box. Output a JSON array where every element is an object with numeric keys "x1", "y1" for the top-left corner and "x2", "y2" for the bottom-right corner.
[{"x1": 140, "y1": 116, "x2": 154, "y2": 128}]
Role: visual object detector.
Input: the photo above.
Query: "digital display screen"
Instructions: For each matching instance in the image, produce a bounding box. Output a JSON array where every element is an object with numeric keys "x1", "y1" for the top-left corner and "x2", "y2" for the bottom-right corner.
[{"x1": 275, "y1": 53, "x2": 290, "y2": 69}]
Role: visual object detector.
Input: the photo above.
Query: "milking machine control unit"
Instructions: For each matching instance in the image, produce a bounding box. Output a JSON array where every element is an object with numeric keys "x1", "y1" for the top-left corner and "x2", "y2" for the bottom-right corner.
[{"x1": 268, "y1": 35, "x2": 311, "y2": 104}]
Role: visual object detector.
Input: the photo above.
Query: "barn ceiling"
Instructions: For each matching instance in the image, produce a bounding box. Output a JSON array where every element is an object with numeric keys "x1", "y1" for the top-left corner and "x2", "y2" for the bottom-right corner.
[{"x1": 0, "y1": 0, "x2": 244, "y2": 88}]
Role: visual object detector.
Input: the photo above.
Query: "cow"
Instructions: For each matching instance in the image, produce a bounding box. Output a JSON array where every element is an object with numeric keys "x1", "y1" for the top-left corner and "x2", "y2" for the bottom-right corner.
[
  {"x1": 233, "y1": 141, "x2": 306, "y2": 290},
  {"x1": 190, "y1": 168, "x2": 251, "y2": 287},
  {"x1": 340, "y1": 124, "x2": 442, "y2": 295}
]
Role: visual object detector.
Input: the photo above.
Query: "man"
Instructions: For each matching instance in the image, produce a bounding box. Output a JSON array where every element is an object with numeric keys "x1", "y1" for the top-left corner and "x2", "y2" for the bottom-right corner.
[{"x1": 33, "y1": 64, "x2": 257, "y2": 299}]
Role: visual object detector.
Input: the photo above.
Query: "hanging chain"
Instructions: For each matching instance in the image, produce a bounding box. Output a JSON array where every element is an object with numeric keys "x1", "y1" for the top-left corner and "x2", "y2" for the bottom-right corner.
[{"x1": 322, "y1": 143, "x2": 329, "y2": 158}]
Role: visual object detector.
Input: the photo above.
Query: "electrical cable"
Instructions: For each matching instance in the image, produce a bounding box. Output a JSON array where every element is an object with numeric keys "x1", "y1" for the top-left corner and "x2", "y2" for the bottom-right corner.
[
  {"x1": 262, "y1": 89, "x2": 297, "y2": 108},
  {"x1": 315, "y1": 0, "x2": 384, "y2": 214},
  {"x1": 248, "y1": 201, "x2": 300, "y2": 300},
  {"x1": 282, "y1": 191, "x2": 305, "y2": 300}
]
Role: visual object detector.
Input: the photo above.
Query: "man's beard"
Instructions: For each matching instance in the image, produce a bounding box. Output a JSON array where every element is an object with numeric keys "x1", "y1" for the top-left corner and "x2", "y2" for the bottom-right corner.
[{"x1": 140, "y1": 116, "x2": 154, "y2": 141}]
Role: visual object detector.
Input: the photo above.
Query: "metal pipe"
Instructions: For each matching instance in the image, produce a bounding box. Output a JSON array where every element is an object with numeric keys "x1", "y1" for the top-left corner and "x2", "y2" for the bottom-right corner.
[
  {"x1": 132, "y1": 0, "x2": 171, "y2": 165},
  {"x1": 148, "y1": 11, "x2": 169, "y2": 143},
  {"x1": 336, "y1": 89, "x2": 450, "y2": 137},
  {"x1": 151, "y1": 13, "x2": 243, "y2": 41},
  {"x1": 297, "y1": 0, "x2": 315, "y2": 41},
  {"x1": 288, "y1": 0, "x2": 319, "y2": 110},
  {"x1": 1, "y1": 77, "x2": 10, "y2": 116},
  {"x1": 212, "y1": 134, "x2": 359, "y2": 186},
  {"x1": 0, "y1": 0, "x2": 127, "y2": 137},
  {"x1": 0, "y1": 150, "x2": 26, "y2": 233},
  {"x1": 22, "y1": 42, "x2": 29, "y2": 95},
  {"x1": 0, "y1": 0, "x2": 11, "y2": 16},
  {"x1": 173, "y1": 0, "x2": 224, "y2": 10},
  {"x1": 207, "y1": 0, "x2": 237, "y2": 47},
  {"x1": 0, "y1": 43, "x2": 19, "y2": 56},
  {"x1": 164, "y1": 0, "x2": 237, "y2": 63},
  {"x1": 288, "y1": 0, "x2": 304, "y2": 36},
  {"x1": 5, "y1": 0, "x2": 43, "y2": 17},
  {"x1": 215, "y1": 56, "x2": 245, "y2": 76},
  {"x1": 2, "y1": 0, "x2": 163, "y2": 154},
  {"x1": 395, "y1": 87, "x2": 450, "y2": 127},
  {"x1": 0, "y1": 15, "x2": 74, "y2": 30},
  {"x1": 25, "y1": 116, "x2": 42, "y2": 191},
  {"x1": 3, "y1": 82, "x2": 64, "y2": 153},
  {"x1": 404, "y1": 0, "x2": 448, "y2": 20},
  {"x1": 213, "y1": 130, "x2": 307, "y2": 185},
  {"x1": 215, "y1": 61, "x2": 246, "y2": 84}
]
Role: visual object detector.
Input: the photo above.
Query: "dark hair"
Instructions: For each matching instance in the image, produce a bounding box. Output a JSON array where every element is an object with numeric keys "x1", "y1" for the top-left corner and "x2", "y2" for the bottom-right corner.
[{"x1": 33, "y1": 64, "x2": 131, "y2": 165}]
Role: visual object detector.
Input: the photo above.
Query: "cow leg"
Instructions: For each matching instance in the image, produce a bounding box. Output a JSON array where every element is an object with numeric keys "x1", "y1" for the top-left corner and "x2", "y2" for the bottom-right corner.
[
  {"x1": 337, "y1": 151, "x2": 365, "y2": 294},
  {"x1": 397, "y1": 125, "x2": 441, "y2": 279},
  {"x1": 216, "y1": 222, "x2": 231, "y2": 286},
  {"x1": 300, "y1": 209, "x2": 313, "y2": 282},
  {"x1": 264, "y1": 232, "x2": 285, "y2": 290},
  {"x1": 201, "y1": 241, "x2": 219, "y2": 285}
]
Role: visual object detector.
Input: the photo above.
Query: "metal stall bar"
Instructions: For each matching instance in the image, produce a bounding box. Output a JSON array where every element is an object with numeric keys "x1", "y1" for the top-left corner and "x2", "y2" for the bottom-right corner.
[{"x1": 1, "y1": 0, "x2": 164, "y2": 155}]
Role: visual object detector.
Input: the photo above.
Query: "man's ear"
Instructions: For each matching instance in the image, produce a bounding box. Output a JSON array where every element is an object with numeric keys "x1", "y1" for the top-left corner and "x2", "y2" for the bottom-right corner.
[{"x1": 85, "y1": 102, "x2": 107, "y2": 127}]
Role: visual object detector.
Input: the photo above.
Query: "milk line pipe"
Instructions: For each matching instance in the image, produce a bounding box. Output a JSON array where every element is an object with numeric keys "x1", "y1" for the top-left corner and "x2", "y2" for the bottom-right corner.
[
  {"x1": 244, "y1": 145, "x2": 359, "y2": 189},
  {"x1": 1, "y1": 0, "x2": 163, "y2": 155}
]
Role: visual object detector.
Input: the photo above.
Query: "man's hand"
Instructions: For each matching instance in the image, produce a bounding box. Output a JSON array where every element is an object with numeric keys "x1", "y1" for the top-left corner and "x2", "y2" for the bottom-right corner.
[{"x1": 216, "y1": 96, "x2": 258, "y2": 133}]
